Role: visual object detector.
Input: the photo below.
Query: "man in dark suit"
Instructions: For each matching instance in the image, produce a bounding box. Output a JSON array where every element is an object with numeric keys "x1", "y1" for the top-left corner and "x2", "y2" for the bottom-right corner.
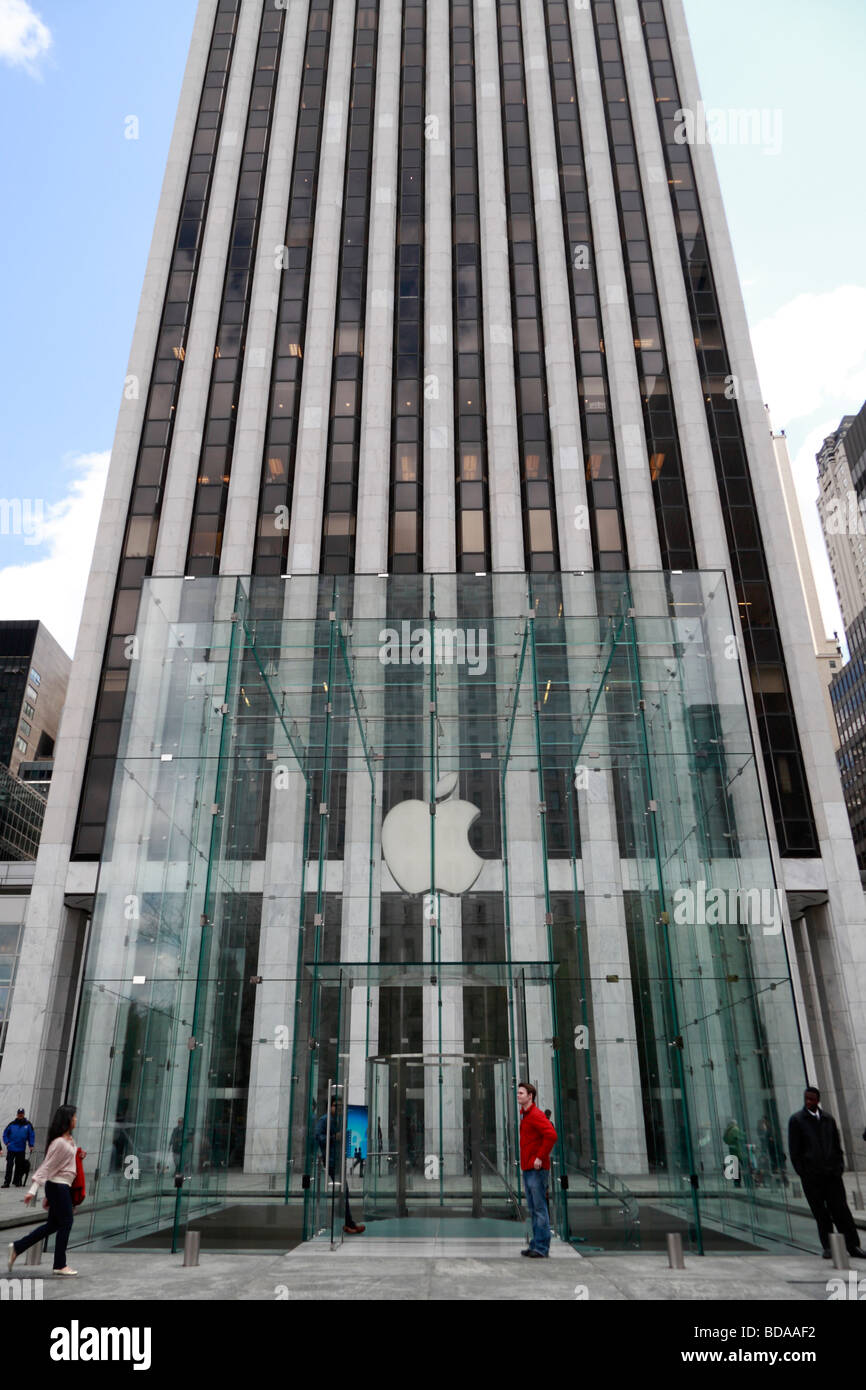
[{"x1": 788, "y1": 1087, "x2": 866, "y2": 1259}]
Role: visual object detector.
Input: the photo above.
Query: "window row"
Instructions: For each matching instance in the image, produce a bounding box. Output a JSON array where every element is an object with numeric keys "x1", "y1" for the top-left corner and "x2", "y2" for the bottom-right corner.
[
  {"x1": 254, "y1": 0, "x2": 335, "y2": 577},
  {"x1": 73, "y1": 1, "x2": 243, "y2": 858},
  {"x1": 636, "y1": 0, "x2": 818, "y2": 855},
  {"x1": 322, "y1": 0, "x2": 380, "y2": 574},
  {"x1": 590, "y1": 0, "x2": 696, "y2": 571},
  {"x1": 389, "y1": 1, "x2": 426, "y2": 573}
]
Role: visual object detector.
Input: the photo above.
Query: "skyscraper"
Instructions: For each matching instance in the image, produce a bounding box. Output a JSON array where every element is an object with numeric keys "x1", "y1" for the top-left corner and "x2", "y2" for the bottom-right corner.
[
  {"x1": 817, "y1": 408, "x2": 866, "y2": 636},
  {"x1": 819, "y1": 402, "x2": 866, "y2": 869},
  {"x1": 0, "y1": 620, "x2": 69, "y2": 780},
  {"x1": 2, "y1": 0, "x2": 864, "y2": 1252},
  {"x1": 770, "y1": 420, "x2": 841, "y2": 752}
]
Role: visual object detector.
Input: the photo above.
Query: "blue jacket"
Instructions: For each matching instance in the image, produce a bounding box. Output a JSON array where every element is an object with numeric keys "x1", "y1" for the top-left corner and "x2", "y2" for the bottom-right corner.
[
  {"x1": 3, "y1": 1120, "x2": 35, "y2": 1153},
  {"x1": 314, "y1": 1111, "x2": 342, "y2": 1176}
]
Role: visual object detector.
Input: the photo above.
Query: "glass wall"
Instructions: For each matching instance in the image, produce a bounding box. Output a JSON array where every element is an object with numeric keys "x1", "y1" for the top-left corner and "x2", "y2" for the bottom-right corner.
[{"x1": 66, "y1": 572, "x2": 813, "y2": 1252}]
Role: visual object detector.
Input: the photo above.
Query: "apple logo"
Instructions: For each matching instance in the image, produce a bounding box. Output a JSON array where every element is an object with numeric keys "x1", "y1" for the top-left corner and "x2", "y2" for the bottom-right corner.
[{"x1": 381, "y1": 772, "x2": 484, "y2": 895}]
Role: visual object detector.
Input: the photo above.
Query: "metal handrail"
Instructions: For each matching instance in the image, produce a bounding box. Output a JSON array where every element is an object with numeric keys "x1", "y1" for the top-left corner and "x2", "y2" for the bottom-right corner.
[{"x1": 479, "y1": 1151, "x2": 523, "y2": 1221}]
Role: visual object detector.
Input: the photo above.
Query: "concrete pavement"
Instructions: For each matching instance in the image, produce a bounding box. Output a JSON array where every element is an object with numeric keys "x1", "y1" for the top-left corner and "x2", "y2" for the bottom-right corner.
[{"x1": 4, "y1": 1239, "x2": 862, "y2": 1302}]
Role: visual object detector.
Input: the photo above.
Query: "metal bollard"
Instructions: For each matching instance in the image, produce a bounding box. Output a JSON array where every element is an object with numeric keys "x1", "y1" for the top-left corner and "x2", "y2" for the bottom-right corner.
[
  {"x1": 829, "y1": 1233, "x2": 849, "y2": 1270},
  {"x1": 182, "y1": 1230, "x2": 200, "y2": 1267},
  {"x1": 666, "y1": 1232, "x2": 685, "y2": 1269},
  {"x1": 24, "y1": 1240, "x2": 43, "y2": 1267}
]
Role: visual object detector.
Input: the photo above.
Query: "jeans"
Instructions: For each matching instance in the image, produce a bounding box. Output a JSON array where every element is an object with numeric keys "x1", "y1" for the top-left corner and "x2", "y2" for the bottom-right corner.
[
  {"x1": 13, "y1": 1181, "x2": 74, "y2": 1270},
  {"x1": 322, "y1": 1154, "x2": 357, "y2": 1230},
  {"x1": 523, "y1": 1167, "x2": 551, "y2": 1256}
]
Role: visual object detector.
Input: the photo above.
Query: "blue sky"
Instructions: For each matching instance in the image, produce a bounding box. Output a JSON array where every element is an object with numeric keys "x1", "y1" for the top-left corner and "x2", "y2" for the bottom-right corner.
[{"x1": 0, "y1": 0, "x2": 864, "y2": 653}]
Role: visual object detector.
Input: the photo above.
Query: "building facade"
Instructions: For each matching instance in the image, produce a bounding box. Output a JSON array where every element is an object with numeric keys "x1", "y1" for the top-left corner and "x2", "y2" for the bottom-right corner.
[
  {"x1": 2, "y1": 0, "x2": 865, "y2": 1252},
  {"x1": 770, "y1": 418, "x2": 841, "y2": 751},
  {"x1": 0, "y1": 621, "x2": 69, "y2": 781},
  {"x1": 820, "y1": 402, "x2": 866, "y2": 870},
  {"x1": 817, "y1": 408, "x2": 866, "y2": 636}
]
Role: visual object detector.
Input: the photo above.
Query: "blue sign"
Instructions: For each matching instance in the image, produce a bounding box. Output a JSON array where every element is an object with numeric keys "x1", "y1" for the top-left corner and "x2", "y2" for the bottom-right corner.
[{"x1": 346, "y1": 1104, "x2": 368, "y2": 1161}]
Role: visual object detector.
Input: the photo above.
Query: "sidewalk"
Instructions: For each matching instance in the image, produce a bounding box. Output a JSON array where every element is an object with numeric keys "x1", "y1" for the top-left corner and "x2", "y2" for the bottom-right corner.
[{"x1": 4, "y1": 1240, "x2": 858, "y2": 1301}]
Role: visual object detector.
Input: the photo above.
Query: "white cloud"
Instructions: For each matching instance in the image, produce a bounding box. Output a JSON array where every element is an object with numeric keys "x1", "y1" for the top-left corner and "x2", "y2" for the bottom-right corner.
[
  {"x1": 0, "y1": 0, "x2": 51, "y2": 74},
  {"x1": 749, "y1": 285, "x2": 866, "y2": 652},
  {"x1": 0, "y1": 451, "x2": 109, "y2": 656},
  {"x1": 751, "y1": 285, "x2": 866, "y2": 430}
]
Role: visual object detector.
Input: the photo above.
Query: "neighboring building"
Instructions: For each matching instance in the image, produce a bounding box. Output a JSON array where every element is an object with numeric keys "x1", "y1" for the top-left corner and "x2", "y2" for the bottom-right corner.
[
  {"x1": 3, "y1": 0, "x2": 865, "y2": 1256},
  {"x1": 0, "y1": 765, "x2": 46, "y2": 861},
  {"x1": 16, "y1": 760, "x2": 54, "y2": 800},
  {"x1": 821, "y1": 402, "x2": 866, "y2": 868},
  {"x1": 817, "y1": 409, "x2": 866, "y2": 635},
  {"x1": 0, "y1": 621, "x2": 70, "y2": 780},
  {"x1": 0, "y1": 860, "x2": 34, "y2": 1077},
  {"x1": 831, "y1": 610, "x2": 866, "y2": 871},
  {"x1": 771, "y1": 415, "x2": 842, "y2": 751}
]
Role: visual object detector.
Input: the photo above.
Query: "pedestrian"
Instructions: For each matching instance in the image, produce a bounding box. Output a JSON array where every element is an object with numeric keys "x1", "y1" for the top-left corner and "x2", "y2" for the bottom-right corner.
[
  {"x1": 757, "y1": 1115, "x2": 788, "y2": 1188},
  {"x1": 7, "y1": 1103, "x2": 80, "y2": 1277},
  {"x1": 170, "y1": 1117, "x2": 184, "y2": 1173},
  {"x1": 315, "y1": 1098, "x2": 365, "y2": 1236},
  {"x1": 723, "y1": 1117, "x2": 745, "y2": 1187},
  {"x1": 788, "y1": 1087, "x2": 866, "y2": 1260},
  {"x1": 517, "y1": 1081, "x2": 557, "y2": 1259},
  {"x1": 2, "y1": 1108, "x2": 35, "y2": 1188}
]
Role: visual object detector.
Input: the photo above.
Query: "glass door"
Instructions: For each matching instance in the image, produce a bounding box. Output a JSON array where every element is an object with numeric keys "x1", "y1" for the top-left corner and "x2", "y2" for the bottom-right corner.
[
  {"x1": 363, "y1": 1053, "x2": 519, "y2": 1230},
  {"x1": 304, "y1": 969, "x2": 352, "y2": 1244}
]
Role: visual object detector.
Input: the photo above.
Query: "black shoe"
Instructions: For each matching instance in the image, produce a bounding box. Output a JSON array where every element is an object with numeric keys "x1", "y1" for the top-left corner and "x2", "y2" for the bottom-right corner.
[
  {"x1": 848, "y1": 1247, "x2": 866, "y2": 1259},
  {"x1": 525, "y1": 1249, "x2": 547, "y2": 1259},
  {"x1": 521, "y1": 1247, "x2": 534, "y2": 1256},
  {"x1": 1, "y1": 1185, "x2": 9, "y2": 1189},
  {"x1": 822, "y1": 1248, "x2": 832, "y2": 1258}
]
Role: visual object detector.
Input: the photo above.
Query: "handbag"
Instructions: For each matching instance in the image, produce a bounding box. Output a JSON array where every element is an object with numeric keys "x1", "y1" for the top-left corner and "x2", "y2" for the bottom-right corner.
[{"x1": 71, "y1": 1147, "x2": 87, "y2": 1207}]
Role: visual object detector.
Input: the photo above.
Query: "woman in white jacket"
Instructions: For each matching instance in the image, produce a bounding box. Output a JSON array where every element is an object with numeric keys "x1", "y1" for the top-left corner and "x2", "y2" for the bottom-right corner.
[{"x1": 7, "y1": 1103, "x2": 78, "y2": 1276}]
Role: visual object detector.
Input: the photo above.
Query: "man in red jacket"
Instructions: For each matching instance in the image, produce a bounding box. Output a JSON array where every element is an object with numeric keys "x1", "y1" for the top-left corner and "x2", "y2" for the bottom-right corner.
[{"x1": 518, "y1": 1082, "x2": 557, "y2": 1258}]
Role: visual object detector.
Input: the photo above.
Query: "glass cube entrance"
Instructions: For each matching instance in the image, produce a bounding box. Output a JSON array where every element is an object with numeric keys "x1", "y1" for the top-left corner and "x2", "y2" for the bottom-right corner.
[{"x1": 67, "y1": 572, "x2": 811, "y2": 1251}]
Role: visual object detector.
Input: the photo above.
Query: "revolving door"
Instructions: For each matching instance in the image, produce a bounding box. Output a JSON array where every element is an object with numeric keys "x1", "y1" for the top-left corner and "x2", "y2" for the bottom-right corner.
[
  {"x1": 364, "y1": 1053, "x2": 521, "y2": 1226},
  {"x1": 301, "y1": 961, "x2": 564, "y2": 1244}
]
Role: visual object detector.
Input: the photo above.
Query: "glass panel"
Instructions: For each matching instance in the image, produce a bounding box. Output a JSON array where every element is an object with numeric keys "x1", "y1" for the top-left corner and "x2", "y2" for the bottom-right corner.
[{"x1": 64, "y1": 572, "x2": 810, "y2": 1254}]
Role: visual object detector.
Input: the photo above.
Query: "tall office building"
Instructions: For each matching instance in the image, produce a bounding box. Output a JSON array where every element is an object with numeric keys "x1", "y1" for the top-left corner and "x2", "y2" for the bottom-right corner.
[
  {"x1": 771, "y1": 417, "x2": 841, "y2": 753},
  {"x1": 817, "y1": 408, "x2": 866, "y2": 635},
  {"x1": 0, "y1": 620, "x2": 69, "y2": 780},
  {"x1": 2, "y1": 0, "x2": 864, "y2": 1253}
]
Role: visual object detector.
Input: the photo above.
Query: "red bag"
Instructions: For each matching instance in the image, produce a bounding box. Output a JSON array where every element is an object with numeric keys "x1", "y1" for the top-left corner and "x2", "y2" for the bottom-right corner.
[{"x1": 71, "y1": 1147, "x2": 86, "y2": 1207}]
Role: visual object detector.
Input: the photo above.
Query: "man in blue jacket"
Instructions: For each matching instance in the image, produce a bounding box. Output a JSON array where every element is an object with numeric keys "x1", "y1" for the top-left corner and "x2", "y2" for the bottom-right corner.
[
  {"x1": 315, "y1": 1098, "x2": 365, "y2": 1235},
  {"x1": 2, "y1": 1109, "x2": 36, "y2": 1188}
]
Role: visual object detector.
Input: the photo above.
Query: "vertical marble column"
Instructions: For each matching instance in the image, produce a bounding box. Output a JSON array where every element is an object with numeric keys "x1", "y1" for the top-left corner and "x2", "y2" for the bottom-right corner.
[
  {"x1": 519, "y1": 0, "x2": 591, "y2": 572},
  {"x1": 221, "y1": 0, "x2": 312, "y2": 576},
  {"x1": 423, "y1": 0, "x2": 456, "y2": 572},
  {"x1": 244, "y1": 579, "x2": 317, "y2": 1176},
  {"x1": 564, "y1": 571, "x2": 648, "y2": 1176},
  {"x1": 154, "y1": 1, "x2": 264, "y2": 575},
  {"x1": 287, "y1": 0, "x2": 357, "y2": 573},
  {"x1": 473, "y1": 0, "x2": 523, "y2": 570},
  {"x1": 356, "y1": 0, "x2": 401, "y2": 572},
  {"x1": 569, "y1": 0, "x2": 658, "y2": 561}
]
